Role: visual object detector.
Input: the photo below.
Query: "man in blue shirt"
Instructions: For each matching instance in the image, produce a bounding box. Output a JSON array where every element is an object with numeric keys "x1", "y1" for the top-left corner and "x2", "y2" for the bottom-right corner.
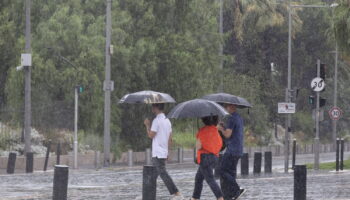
[{"x1": 218, "y1": 104, "x2": 245, "y2": 200}]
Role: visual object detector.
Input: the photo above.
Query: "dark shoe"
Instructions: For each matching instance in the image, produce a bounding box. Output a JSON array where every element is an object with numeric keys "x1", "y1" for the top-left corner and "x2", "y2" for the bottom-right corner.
[{"x1": 232, "y1": 189, "x2": 246, "y2": 200}]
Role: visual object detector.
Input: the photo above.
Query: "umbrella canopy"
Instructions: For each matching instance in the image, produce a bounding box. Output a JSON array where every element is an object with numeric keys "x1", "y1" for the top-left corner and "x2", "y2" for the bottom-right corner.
[
  {"x1": 167, "y1": 99, "x2": 228, "y2": 119},
  {"x1": 201, "y1": 93, "x2": 252, "y2": 108},
  {"x1": 119, "y1": 90, "x2": 176, "y2": 104}
]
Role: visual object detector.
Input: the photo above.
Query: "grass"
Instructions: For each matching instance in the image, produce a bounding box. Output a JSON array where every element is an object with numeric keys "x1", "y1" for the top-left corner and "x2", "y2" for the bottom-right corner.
[
  {"x1": 172, "y1": 131, "x2": 196, "y2": 149},
  {"x1": 306, "y1": 159, "x2": 350, "y2": 170}
]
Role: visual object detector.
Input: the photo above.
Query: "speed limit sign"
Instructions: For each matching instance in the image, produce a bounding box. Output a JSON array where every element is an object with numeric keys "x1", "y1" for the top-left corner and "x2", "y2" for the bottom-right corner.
[
  {"x1": 310, "y1": 77, "x2": 325, "y2": 92},
  {"x1": 329, "y1": 107, "x2": 343, "y2": 120}
]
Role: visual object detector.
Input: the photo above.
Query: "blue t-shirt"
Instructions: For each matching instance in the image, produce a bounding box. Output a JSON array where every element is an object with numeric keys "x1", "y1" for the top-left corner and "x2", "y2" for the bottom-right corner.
[{"x1": 225, "y1": 112, "x2": 244, "y2": 156}]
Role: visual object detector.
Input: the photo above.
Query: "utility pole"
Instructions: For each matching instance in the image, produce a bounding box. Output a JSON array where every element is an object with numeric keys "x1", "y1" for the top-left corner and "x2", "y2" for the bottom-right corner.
[
  {"x1": 332, "y1": 45, "x2": 338, "y2": 148},
  {"x1": 74, "y1": 87, "x2": 79, "y2": 169},
  {"x1": 24, "y1": 0, "x2": 32, "y2": 154},
  {"x1": 218, "y1": 0, "x2": 224, "y2": 92},
  {"x1": 284, "y1": 0, "x2": 292, "y2": 173},
  {"x1": 104, "y1": 0, "x2": 114, "y2": 167},
  {"x1": 314, "y1": 59, "x2": 321, "y2": 170}
]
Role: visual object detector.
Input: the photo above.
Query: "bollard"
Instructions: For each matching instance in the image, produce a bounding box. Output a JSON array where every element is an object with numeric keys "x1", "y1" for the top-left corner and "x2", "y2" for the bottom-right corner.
[
  {"x1": 253, "y1": 152, "x2": 262, "y2": 175},
  {"x1": 26, "y1": 152, "x2": 34, "y2": 173},
  {"x1": 241, "y1": 153, "x2": 249, "y2": 176},
  {"x1": 193, "y1": 147, "x2": 197, "y2": 164},
  {"x1": 44, "y1": 140, "x2": 52, "y2": 171},
  {"x1": 294, "y1": 165, "x2": 307, "y2": 200},
  {"x1": 340, "y1": 139, "x2": 344, "y2": 171},
  {"x1": 7, "y1": 152, "x2": 16, "y2": 174},
  {"x1": 214, "y1": 153, "x2": 223, "y2": 179},
  {"x1": 336, "y1": 138, "x2": 340, "y2": 171},
  {"x1": 145, "y1": 148, "x2": 151, "y2": 165},
  {"x1": 53, "y1": 165, "x2": 69, "y2": 200},
  {"x1": 56, "y1": 142, "x2": 61, "y2": 165},
  {"x1": 264, "y1": 152, "x2": 272, "y2": 174},
  {"x1": 142, "y1": 165, "x2": 157, "y2": 200},
  {"x1": 128, "y1": 150, "x2": 133, "y2": 167},
  {"x1": 292, "y1": 139, "x2": 296, "y2": 169},
  {"x1": 94, "y1": 151, "x2": 101, "y2": 170},
  {"x1": 178, "y1": 147, "x2": 183, "y2": 164}
]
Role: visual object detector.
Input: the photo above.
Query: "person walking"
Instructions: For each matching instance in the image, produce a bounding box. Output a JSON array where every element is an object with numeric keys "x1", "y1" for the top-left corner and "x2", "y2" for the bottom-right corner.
[
  {"x1": 144, "y1": 103, "x2": 183, "y2": 200},
  {"x1": 191, "y1": 116, "x2": 224, "y2": 200},
  {"x1": 218, "y1": 104, "x2": 246, "y2": 200}
]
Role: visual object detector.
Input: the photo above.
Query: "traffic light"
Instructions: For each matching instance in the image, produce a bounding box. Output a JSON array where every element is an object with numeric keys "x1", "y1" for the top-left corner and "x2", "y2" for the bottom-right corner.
[
  {"x1": 308, "y1": 96, "x2": 326, "y2": 107},
  {"x1": 316, "y1": 63, "x2": 326, "y2": 80},
  {"x1": 76, "y1": 85, "x2": 84, "y2": 93},
  {"x1": 320, "y1": 64, "x2": 325, "y2": 80},
  {"x1": 320, "y1": 98, "x2": 326, "y2": 107},
  {"x1": 309, "y1": 96, "x2": 315, "y2": 105}
]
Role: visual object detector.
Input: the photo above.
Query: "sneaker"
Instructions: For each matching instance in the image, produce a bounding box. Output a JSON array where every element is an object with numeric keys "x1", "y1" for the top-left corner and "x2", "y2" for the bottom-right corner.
[{"x1": 232, "y1": 188, "x2": 246, "y2": 200}]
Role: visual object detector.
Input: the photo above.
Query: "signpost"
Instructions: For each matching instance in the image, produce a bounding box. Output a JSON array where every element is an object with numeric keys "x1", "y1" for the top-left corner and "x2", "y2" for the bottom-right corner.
[
  {"x1": 329, "y1": 107, "x2": 343, "y2": 121},
  {"x1": 278, "y1": 103, "x2": 296, "y2": 114},
  {"x1": 310, "y1": 77, "x2": 325, "y2": 92},
  {"x1": 313, "y1": 60, "x2": 321, "y2": 170}
]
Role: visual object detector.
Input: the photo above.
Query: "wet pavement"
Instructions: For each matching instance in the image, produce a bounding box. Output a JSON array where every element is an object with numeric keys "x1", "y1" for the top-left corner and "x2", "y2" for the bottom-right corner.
[
  {"x1": 1, "y1": 152, "x2": 350, "y2": 199},
  {"x1": 1, "y1": 163, "x2": 350, "y2": 200}
]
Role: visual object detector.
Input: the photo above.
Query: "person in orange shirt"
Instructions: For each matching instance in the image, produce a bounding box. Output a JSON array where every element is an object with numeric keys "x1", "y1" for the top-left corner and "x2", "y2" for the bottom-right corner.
[{"x1": 191, "y1": 116, "x2": 224, "y2": 200}]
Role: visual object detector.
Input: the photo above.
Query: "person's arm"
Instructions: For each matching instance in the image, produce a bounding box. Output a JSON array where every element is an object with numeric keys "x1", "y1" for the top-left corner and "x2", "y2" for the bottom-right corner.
[
  {"x1": 218, "y1": 119, "x2": 233, "y2": 138},
  {"x1": 219, "y1": 126, "x2": 232, "y2": 138},
  {"x1": 168, "y1": 133, "x2": 173, "y2": 148},
  {"x1": 144, "y1": 118, "x2": 156, "y2": 139}
]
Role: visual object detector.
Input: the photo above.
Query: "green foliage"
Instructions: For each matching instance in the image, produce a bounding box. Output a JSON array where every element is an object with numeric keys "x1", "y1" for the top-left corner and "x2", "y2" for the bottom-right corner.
[
  {"x1": 172, "y1": 131, "x2": 196, "y2": 149},
  {"x1": 0, "y1": 0, "x2": 349, "y2": 155}
]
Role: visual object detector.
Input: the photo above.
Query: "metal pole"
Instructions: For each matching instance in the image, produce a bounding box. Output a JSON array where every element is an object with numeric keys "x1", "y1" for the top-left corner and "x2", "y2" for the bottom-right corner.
[
  {"x1": 284, "y1": 0, "x2": 292, "y2": 173},
  {"x1": 74, "y1": 87, "x2": 78, "y2": 169},
  {"x1": 218, "y1": 0, "x2": 224, "y2": 92},
  {"x1": 24, "y1": 0, "x2": 32, "y2": 154},
  {"x1": 292, "y1": 138, "x2": 296, "y2": 169},
  {"x1": 104, "y1": 0, "x2": 113, "y2": 167},
  {"x1": 332, "y1": 44, "x2": 338, "y2": 148},
  {"x1": 314, "y1": 59, "x2": 321, "y2": 170}
]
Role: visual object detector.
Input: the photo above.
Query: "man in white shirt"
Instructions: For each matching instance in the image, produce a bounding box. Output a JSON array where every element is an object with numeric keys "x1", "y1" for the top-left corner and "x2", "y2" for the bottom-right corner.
[{"x1": 144, "y1": 103, "x2": 182, "y2": 199}]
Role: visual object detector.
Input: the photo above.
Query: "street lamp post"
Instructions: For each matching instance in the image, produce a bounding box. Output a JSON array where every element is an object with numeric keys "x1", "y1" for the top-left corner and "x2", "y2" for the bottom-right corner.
[
  {"x1": 284, "y1": 2, "x2": 338, "y2": 173},
  {"x1": 24, "y1": 0, "x2": 32, "y2": 155},
  {"x1": 104, "y1": 0, "x2": 114, "y2": 167},
  {"x1": 218, "y1": 0, "x2": 224, "y2": 92},
  {"x1": 284, "y1": 0, "x2": 292, "y2": 174},
  {"x1": 332, "y1": 44, "x2": 338, "y2": 148}
]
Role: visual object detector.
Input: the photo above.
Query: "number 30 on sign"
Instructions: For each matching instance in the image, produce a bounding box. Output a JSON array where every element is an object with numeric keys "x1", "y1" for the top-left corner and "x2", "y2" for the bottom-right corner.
[
  {"x1": 329, "y1": 107, "x2": 343, "y2": 121},
  {"x1": 310, "y1": 77, "x2": 325, "y2": 92}
]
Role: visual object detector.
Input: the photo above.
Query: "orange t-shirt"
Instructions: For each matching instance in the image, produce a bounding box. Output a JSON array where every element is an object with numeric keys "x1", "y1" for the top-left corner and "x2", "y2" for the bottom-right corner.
[{"x1": 196, "y1": 125, "x2": 223, "y2": 164}]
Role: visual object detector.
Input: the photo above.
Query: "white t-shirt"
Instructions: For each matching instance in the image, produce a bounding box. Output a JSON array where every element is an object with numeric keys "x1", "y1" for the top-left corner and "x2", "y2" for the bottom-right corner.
[{"x1": 151, "y1": 113, "x2": 172, "y2": 158}]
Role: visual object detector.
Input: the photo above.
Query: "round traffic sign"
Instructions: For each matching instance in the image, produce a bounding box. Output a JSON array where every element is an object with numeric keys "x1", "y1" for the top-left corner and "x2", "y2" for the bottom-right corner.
[
  {"x1": 329, "y1": 107, "x2": 343, "y2": 120},
  {"x1": 310, "y1": 77, "x2": 325, "y2": 92}
]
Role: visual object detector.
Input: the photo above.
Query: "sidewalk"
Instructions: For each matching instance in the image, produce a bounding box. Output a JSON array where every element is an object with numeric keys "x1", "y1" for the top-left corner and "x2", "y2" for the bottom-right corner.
[{"x1": 0, "y1": 162, "x2": 349, "y2": 199}]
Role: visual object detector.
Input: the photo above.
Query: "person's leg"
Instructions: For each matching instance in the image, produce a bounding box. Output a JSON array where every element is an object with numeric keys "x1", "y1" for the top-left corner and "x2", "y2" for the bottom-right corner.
[
  {"x1": 220, "y1": 153, "x2": 236, "y2": 198},
  {"x1": 231, "y1": 156, "x2": 241, "y2": 197},
  {"x1": 192, "y1": 167, "x2": 204, "y2": 199},
  {"x1": 200, "y1": 155, "x2": 223, "y2": 199},
  {"x1": 153, "y1": 157, "x2": 179, "y2": 195}
]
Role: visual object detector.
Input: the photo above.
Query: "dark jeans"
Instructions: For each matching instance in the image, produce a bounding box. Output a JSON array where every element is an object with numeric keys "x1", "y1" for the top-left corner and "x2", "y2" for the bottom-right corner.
[
  {"x1": 152, "y1": 157, "x2": 179, "y2": 195},
  {"x1": 220, "y1": 153, "x2": 241, "y2": 199},
  {"x1": 192, "y1": 154, "x2": 223, "y2": 199}
]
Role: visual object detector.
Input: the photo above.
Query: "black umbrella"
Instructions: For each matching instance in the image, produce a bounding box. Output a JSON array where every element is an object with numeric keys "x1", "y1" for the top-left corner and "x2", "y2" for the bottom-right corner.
[
  {"x1": 167, "y1": 99, "x2": 228, "y2": 119},
  {"x1": 201, "y1": 93, "x2": 252, "y2": 108},
  {"x1": 119, "y1": 90, "x2": 176, "y2": 104}
]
